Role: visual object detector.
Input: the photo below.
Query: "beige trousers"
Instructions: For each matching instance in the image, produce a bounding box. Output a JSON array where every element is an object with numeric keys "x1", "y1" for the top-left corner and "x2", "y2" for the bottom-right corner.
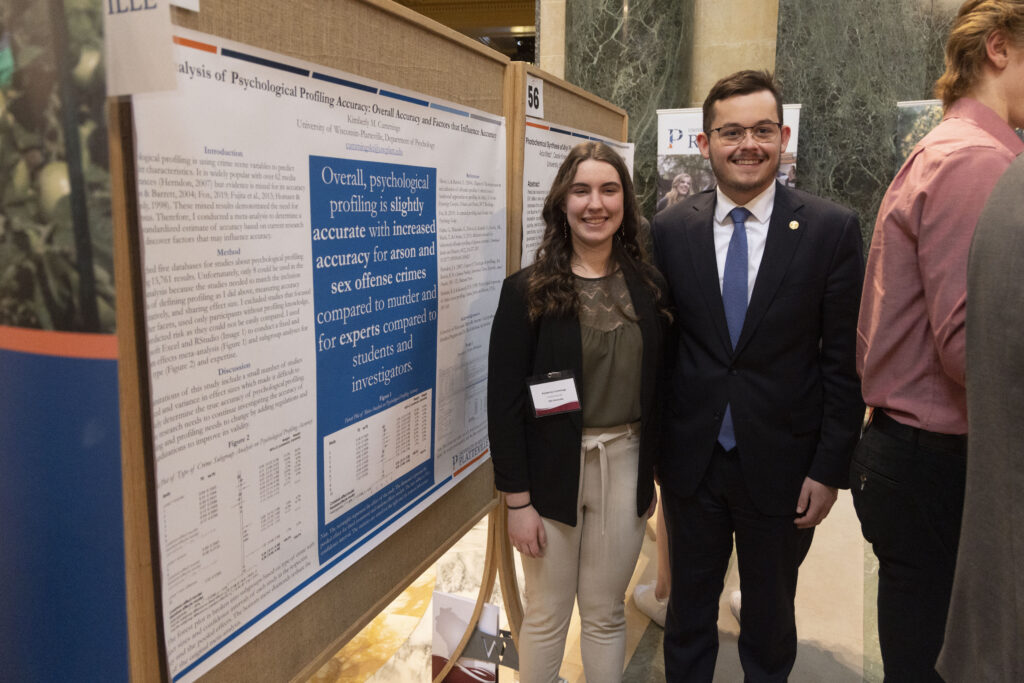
[{"x1": 518, "y1": 423, "x2": 646, "y2": 683}]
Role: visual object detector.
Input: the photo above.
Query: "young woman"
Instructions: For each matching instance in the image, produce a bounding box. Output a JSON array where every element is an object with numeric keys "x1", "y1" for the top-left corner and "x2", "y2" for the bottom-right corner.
[{"x1": 488, "y1": 141, "x2": 671, "y2": 682}]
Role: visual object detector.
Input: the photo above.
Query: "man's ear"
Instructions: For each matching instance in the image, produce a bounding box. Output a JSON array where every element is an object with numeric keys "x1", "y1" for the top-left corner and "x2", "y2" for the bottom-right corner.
[
  {"x1": 985, "y1": 29, "x2": 1011, "y2": 69},
  {"x1": 696, "y1": 132, "x2": 711, "y2": 160}
]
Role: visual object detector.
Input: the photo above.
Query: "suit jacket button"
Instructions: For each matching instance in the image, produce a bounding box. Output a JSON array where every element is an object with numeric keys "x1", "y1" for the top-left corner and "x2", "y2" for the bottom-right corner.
[{"x1": 729, "y1": 369, "x2": 738, "y2": 376}]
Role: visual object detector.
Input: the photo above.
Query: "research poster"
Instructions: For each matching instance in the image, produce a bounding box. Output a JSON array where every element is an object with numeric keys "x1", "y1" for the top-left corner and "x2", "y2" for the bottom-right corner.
[
  {"x1": 655, "y1": 105, "x2": 800, "y2": 213},
  {"x1": 520, "y1": 120, "x2": 634, "y2": 267},
  {"x1": 132, "y1": 29, "x2": 506, "y2": 682}
]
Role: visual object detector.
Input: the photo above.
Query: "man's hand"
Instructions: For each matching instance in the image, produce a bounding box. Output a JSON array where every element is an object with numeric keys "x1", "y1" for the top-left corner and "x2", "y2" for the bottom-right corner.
[{"x1": 794, "y1": 477, "x2": 838, "y2": 529}]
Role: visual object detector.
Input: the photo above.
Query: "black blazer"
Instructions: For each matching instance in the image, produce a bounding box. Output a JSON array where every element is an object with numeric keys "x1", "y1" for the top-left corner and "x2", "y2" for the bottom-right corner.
[
  {"x1": 651, "y1": 183, "x2": 864, "y2": 515},
  {"x1": 487, "y1": 258, "x2": 669, "y2": 526}
]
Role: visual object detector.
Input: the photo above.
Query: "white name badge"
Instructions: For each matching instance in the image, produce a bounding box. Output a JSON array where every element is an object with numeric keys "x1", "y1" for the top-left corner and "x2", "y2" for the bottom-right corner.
[{"x1": 527, "y1": 371, "x2": 581, "y2": 417}]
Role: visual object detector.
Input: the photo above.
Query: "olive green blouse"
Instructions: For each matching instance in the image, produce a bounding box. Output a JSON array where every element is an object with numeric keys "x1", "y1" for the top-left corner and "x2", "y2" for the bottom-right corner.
[{"x1": 575, "y1": 270, "x2": 643, "y2": 428}]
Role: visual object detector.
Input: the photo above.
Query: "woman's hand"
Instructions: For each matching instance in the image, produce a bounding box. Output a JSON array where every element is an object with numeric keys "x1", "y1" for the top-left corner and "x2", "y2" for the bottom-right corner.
[{"x1": 508, "y1": 505, "x2": 547, "y2": 558}]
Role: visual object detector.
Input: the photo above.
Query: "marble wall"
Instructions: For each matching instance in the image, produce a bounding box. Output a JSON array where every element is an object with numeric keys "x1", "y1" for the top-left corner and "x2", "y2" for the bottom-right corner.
[
  {"x1": 561, "y1": 0, "x2": 959, "y2": 239},
  {"x1": 775, "y1": 0, "x2": 956, "y2": 242},
  {"x1": 565, "y1": 0, "x2": 695, "y2": 217}
]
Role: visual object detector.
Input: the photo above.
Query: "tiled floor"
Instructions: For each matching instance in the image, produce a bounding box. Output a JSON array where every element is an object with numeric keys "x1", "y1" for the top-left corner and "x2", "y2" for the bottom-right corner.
[{"x1": 310, "y1": 490, "x2": 881, "y2": 682}]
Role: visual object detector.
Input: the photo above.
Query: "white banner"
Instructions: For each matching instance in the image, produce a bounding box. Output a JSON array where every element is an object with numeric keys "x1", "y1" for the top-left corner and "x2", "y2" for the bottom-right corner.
[
  {"x1": 103, "y1": 0, "x2": 176, "y2": 95},
  {"x1": 655, "y1": 104, "x2": 801, "y2": 213}
]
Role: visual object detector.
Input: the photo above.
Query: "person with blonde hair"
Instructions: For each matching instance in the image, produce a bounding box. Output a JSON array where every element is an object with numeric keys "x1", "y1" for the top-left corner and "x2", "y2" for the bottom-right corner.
[
  {"x1": 488, "y1": 141, "x2": 670, "y2": 682},
  {"x1": 656, "y1": 172, "x2": 693, "y2": 212},
  {"x1": 854, "y1": 1, "x2": 1024, "y2": 680}
]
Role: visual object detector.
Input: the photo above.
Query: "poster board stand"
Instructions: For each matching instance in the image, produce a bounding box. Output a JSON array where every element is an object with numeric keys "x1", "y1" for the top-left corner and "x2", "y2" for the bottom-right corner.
[{"x1": 112, "y1": 2, "x2": 507, "y2": 681}]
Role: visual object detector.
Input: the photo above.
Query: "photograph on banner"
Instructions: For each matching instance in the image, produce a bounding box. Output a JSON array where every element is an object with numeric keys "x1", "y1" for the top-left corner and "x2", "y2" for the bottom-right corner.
[
  {"x1": 132, "y1": 28, "x2": 506, "y2": 682},
  {"x1": 0, "y1": 0, "x2": 115, "y2": 333},
  {"x1": 654, "y1": 104, "x2": 800, "y2": 216},
  {"x1": 896, "y1": 99, "x2": 1023, "y2": 168},
  {"x1": 520, "y1": 119, "x2": 633, "y2": 267},
  {"x1": 896, "y1": 100, "x2": 943, "y2": 167}
]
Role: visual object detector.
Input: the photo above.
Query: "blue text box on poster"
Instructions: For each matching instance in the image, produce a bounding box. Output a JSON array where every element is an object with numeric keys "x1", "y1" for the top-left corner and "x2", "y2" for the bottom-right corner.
[{"x1": 309, "y1": 155, "x2": 438, "y2": 562}]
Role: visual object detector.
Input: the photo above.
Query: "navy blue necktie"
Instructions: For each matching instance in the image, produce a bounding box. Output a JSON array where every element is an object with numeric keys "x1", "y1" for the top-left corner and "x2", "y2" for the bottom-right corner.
[{"x1": 718, "y1": 206, "x2": 750, "y2": 451}]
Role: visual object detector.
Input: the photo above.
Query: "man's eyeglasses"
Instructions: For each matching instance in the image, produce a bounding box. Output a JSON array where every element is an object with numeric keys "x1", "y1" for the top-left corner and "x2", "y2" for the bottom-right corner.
[{"x1": 709, "y1": 122, "x2": 782, "y2": 144}]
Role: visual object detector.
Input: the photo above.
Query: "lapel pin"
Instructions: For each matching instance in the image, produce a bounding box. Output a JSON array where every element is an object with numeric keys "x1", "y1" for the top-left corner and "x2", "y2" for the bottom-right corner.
[{"x1": 789, "y1": 220, "x2": 800, "y2": 230}]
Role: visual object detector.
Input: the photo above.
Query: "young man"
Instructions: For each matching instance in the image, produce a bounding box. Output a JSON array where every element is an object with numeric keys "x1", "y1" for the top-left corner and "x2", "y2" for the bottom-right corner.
[
  {"x1": 854, "y1": 2, "x2": 1024, "y2": 680},
  {"x1": 651, "y1": 70, "x2": 863, "y2": 681}
]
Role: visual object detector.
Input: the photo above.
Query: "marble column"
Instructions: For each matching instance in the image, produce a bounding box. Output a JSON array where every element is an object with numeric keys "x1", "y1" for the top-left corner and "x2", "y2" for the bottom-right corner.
[
  {"x1": 775, "y1": 0, "x2": 956, "y2": 243},
  {"x1": 564, "y1": 0, "x2": 695, "y2": 216},
  {"x1": 690, "y1": 0, "x2": 780, "y2": 106},
  {"x1": 538, "y1": 0, "x2": 567, "y2": 78}
]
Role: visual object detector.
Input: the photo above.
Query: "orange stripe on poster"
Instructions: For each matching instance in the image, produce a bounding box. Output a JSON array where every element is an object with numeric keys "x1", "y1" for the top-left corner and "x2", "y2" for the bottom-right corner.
[
  {"x1": 173, "y1": 35, "x2": 217, "y2": 53},
  {"x1": 525, "y1": 121, "x2": 550, "y2": 130},
  {"x1": 453, "y1": 449, "x2": 489, "y2": 477},
  {"x1": 0, "y1": 326, "x2": 118, "y2": 360}
]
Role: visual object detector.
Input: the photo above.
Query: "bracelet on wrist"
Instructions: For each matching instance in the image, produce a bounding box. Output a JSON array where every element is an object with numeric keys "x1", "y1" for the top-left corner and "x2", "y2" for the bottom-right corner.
[{"x1": 506, "y1": 500, "x2": 532, "y2": 510}]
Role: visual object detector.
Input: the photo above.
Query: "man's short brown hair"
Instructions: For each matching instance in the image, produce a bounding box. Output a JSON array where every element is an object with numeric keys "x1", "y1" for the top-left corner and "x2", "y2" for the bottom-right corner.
[
  {"x1": 702, "y1": 70, "x2": 784, "y2": 135},
  {"x1": 934, "y1": 0, "x2": 1024, "y2": 107}
]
